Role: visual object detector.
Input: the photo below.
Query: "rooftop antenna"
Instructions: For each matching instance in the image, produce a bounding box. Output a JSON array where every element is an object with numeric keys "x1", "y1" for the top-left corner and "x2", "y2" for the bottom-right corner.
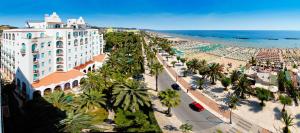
[{"x1": 26, "y1": 21, "x2": 31, "y2": 28}]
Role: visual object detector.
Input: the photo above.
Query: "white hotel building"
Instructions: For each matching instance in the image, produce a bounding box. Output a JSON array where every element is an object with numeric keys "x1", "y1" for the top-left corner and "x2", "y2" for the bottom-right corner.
[{"x1": 0, "y1": 12, "x2": 106, "y2": 100}]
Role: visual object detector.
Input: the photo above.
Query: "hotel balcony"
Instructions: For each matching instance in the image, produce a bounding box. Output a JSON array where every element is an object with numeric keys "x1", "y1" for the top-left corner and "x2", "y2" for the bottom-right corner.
[
  {"x1": 33, "y1": 60, "x2": 39, "y2": 64},
  {"x1": 56, "y1": 49, "x2": 64, "y2": 56},
  {"x1": 33, "y1": 78, "x2": 39, "y2": 82},
  {"x1": 32, "y1": 50, "x2": 39, "y2": 54},
  {"x1": 56, "y1": 37, "x2": 63, "y2": 40},
  {"x1": 33, "y1": 70, "x2": 39, "y2": 73},
  {"x1": 56, "y1": 45, "x2": 63, "y2": 48},
  {"x1": 57, "y1": 53, "x2": 63, "y2": 56},
  {"x1": 57, "y1": 61, "x2": 64, "y2": 64}
]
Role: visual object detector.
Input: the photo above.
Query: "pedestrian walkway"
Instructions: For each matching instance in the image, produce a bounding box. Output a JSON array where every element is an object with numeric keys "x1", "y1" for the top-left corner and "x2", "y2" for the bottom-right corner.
[
  {"x1": 141, "y1": 43, "x2": 183, "y2": 133},
  {"x1": 156, "y1": 53, "x2": 271, "y2": 133}
]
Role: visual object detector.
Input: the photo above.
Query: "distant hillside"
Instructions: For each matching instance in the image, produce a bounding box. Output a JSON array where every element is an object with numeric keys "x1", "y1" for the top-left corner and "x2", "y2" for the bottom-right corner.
[{"x1": 0, "y1": 25, "x2": 17, "y2": 35}]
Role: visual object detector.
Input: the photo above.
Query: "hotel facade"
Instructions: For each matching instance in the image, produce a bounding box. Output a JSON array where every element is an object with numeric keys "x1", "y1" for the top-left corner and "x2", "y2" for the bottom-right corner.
[{"x1": 0, "y1": 12, "x2": 106, "y2": 100}]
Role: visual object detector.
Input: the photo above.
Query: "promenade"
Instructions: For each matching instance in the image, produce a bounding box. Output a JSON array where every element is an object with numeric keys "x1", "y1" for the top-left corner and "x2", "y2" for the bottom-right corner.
[{"x1": 156, "y1": 53, "x2": 271, "y2": 133}]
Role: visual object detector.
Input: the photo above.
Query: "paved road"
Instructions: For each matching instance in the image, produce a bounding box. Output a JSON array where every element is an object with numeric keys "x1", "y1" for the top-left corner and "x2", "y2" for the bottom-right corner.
[{"x1": 158, "y1": 69, "x2": 224, "y2": 132}]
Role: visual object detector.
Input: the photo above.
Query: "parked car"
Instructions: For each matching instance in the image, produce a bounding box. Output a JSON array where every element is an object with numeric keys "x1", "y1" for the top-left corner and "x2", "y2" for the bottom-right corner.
[
  {"x1": 190, "y1": 101, "x2": 205, "y2": 112},
  {"x1": 133, "y1": 74, "x2": 144, "y2": 81},
  {"x1": 171, "y1": 83, "x2": 181, "y2": 90}
]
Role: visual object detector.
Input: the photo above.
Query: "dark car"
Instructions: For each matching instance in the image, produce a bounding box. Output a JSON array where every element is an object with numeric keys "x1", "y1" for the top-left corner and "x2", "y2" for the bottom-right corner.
[
  {"x1": 190, "y1": 101, "x2": 205, "y2": 112},
  {"x1": 171, "y1": 83, "x2": 181, "y2": 90},
  {"x1": 133, "y1": 74, "x2": 144, "y2": 81}
]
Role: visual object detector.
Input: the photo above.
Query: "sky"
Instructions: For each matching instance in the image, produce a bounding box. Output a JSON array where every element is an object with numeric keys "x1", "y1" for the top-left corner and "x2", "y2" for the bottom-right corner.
[{"x1": 1, "y1": 0, "x2": 300, "y2": 30}]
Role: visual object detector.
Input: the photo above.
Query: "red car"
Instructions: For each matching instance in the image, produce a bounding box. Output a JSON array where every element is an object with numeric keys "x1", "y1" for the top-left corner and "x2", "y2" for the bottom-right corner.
[{"x1": 190, "y1": 101, "x2": 205, "y2": 112}]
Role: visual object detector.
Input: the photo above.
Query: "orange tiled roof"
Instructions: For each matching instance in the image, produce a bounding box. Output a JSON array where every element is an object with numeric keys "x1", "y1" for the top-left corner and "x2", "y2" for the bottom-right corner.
[
  {"x1": 32, "y1": 69, "x2": 84, "y2": 88},
  {"x1": 74, "y1": 60, "x2": 94, "y2": 70},
  {"x1": 93, "y1": 54, "x2": 106, "y2": 62}
]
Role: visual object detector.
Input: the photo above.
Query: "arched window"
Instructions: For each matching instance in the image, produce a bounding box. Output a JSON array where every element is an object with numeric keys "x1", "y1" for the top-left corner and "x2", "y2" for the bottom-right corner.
[
  {"x1": 32, "y1": 44, "x2": 37, "y2": 52},
  {"x1": 85, "y1": 38, "x2": 88, "y2": 44},
  {"x1": 56, "y1": 41, "x2": 63, "y2": 48},
  {"x1": 27, "y1": 33, "x2": 32, "y2": 39},
  {"x1": 74, "y1": 39, "x2": 78, "y2": 46},
  {"x1": 8, "y1": 34, "x2": 11, "y2": 40},
  {"x1": 12, "y1": 34, "x2": 15, "y2": 40},
  {"x1": 21, "y1": 43, "x2": 26, "y2": 54},
  {"x1": 80, "y1": 39, "x2": 83, "y2": 45}
]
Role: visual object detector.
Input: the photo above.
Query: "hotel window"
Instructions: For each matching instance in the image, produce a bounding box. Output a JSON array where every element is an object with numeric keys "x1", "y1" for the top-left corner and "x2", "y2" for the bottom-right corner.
[
  {"x1": 69, "y1": 64, "x2": 71, "y2": 68},
  {"x1": 42, "y1": 71, "x2": 44, "y2": 76},
  {"x1": 27, "y1": 33, "x2": 32, "y2": 39},
  {"x1": 41, "y1": 53, "x2": 45, "y2": 58},
  {"x1": 48, "y1": 41, "x2": 51, "y2": 47},
  {"x1": 68, "y1": 41, "x2": 71, "y2": 45},
  {"x1": 41, "y1": 43, "x2": 45, "y2": 48},
  {"x1": 49, "y1": 67, "x2": 51, "y2": 72},
  {"x1": 68, "y1": 57, "x2": 71, "y2": 61},
  {"x1": 68, "y1": 49, "x2": 71, "y2": 53},
  {"x1": 42, "y1": 62, "x2": 45, "y2": 67},
  {"x1": 40, "y1": 33, "x2": 45, "y2": 38},
  {"x1": 48, "y1": 51, "x2": 51, "y2": 56},
  {"x1": 68, "y1": 32, "x2": 71, "y2": 39},
  {"x1": 48, "y1": 59, "x2": 51, "y2": 64}
]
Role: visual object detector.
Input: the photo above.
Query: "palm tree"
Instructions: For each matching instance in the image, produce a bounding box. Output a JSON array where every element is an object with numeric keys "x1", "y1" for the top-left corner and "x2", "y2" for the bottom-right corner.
[
  {"x1": 195, "y1": 78, "x2": 205, "y2": 90},
  {"x1": 80, "y1": 72, "x2": 105, "y2": 92},
  {"x1": 180, "y1": 123, "x2": 193, "y2": 133},
  {"x1": 282, "y1": 112, "x2": 294, "y2": 133},
  {"x1": 112, "y1": 80, "x2": 151, "y2": 112},
  {"x1": 293, "y1": 63, "x2": 297, "y2": 69},
  {"x1": 77, "y1": 90, "x2": 107, "y2": 112},
  {"x1": 249, "y1": 56, "x2": 256, "y2": 66},
  {"x1": 278, "y1": 70, "x2": 286, "y2": 92},
  {"x1": 279, "y1": 95, "x2": 292, "y2": 112},
  {"x1": 266, "y1": 59, "x2": 271, "y2": 68},
  {"x1": 171, "y1": 61, "x2": 177, "y2": 68},
  {"x1": 44, "y1": 91, "x2": 71, "y2": 111},
  {"x1": 234, "y1": 75, "x2": 250, "y2": 99},
  {"x1": 226, "y1": 95, "x2": 239, "y2": 124},
  {"x1": 189, "y1": 58, "x2": 199, "y2": 74},
  {"x1": 230, "y1": 70, "x2": 240, "y2": 85},
  {"x1": 221, "y1": 77, "x2": 231, "y2": 91},
  {"x1": 180, "y1": 58, "x2": 187, "y2": 66},
  {"x1": 176, "y1": 56, "x2": 181, "y2": 63},
  {"x1": 158, "y1": 88, "x2": 181, "y2": 116},
  {"x1": 150, "y1": 62, "x2": 164, "y2": 91},
  {"x1": 58, "y1": 112, "x2": 93, "y2": 133},
  {"x1": 198, "y1": 59, "x2": 209, "y2": 77},
  {"x1": 207, "y1": 63, "x2": 224, "y2": 85},
  {"x1": 169, "y1": 50, "x2": 175, "y2": 58},
  {"x1": 256, "y1": 88, "x2": 271, "y2": 107}
]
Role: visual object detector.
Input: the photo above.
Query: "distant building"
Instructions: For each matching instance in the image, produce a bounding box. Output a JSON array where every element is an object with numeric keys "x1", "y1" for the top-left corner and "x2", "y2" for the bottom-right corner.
[
  {"x1": 105, "y1": 27, "x2": 139, "y2": 34},
  {"x1": 0, "y1": 12, "x2": 106, "y2": 100}
]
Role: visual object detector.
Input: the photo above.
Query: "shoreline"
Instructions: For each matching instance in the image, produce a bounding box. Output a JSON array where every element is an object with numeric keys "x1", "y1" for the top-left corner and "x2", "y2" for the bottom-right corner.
[{"x1": 148, "y1": 31, "x2": 300, "y2": 71}]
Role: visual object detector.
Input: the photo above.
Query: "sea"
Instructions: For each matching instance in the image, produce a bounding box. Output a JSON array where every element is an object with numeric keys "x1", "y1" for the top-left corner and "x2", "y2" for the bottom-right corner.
[{"x1": 157, "y1": 30, "x2": 300, "y2": 48}]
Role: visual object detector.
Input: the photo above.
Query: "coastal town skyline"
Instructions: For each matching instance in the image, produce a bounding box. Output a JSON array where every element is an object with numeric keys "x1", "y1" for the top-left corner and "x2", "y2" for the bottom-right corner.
[{"x1": 1, "y1": 0, "x2": 300, "y2": 30}]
